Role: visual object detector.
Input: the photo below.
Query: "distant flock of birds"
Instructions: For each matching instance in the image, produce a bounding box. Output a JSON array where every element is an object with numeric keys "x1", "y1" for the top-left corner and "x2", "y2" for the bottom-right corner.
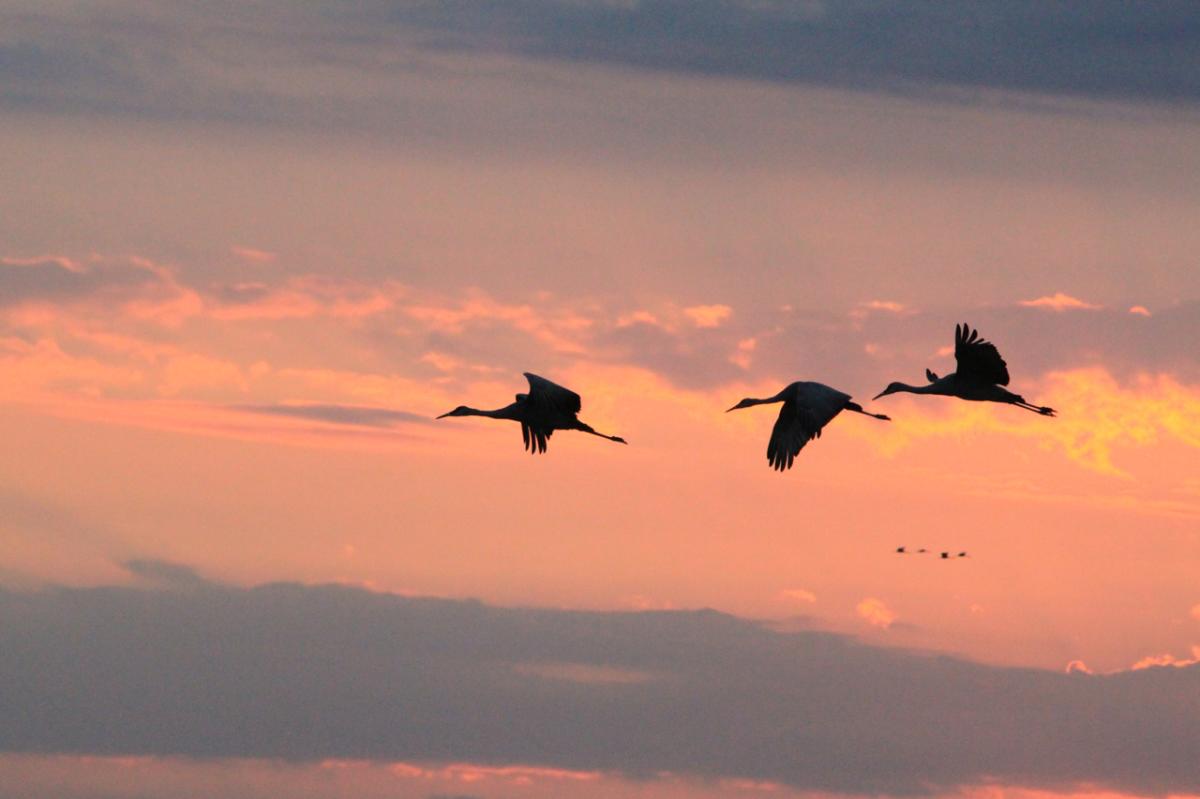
[{"x1": 438, "y1": 324, "x2": 1056, "y2": 471}]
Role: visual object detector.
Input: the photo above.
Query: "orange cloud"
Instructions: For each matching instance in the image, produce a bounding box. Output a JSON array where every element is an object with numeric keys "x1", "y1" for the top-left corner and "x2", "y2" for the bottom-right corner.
[
  {"x1": 1130, "y1": 645, "x2": 1200, "y2": 670},
  {"x1": 1128, "y1": 305, "x2": 1152, "y2": 317},
  {"x1": 867, "y1": 368, "x2": 1200, "y2": 476},
  {"x1": 1192, "y1": 604, "x2": 1200, "y2": 622},
  {"x1": 1018, "y1": 292, "x2": 1101, "y2": 311},
  {"x1": 0, "y1": 336, "x2": 146, "y2": 398},
  {"x1": 856, "y1": 597, "x2": 896, "y2": 629},
  {"x1": 682, "y1": 304, "x2": 732, "y2": 328}
]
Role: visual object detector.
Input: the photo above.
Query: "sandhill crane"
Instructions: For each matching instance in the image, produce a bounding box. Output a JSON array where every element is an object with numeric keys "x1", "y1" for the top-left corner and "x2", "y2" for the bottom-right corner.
[
  {"x1": 726, "y1": 381, "x2": 890, "y2": 471},
  {"x1": 437, "y1": 372, "x2": 627, "y2": 453},
  {"x1": 896, "y1": 546, "x2": 906, "y2": 554},
  {"x1": 873, "y1": 323, "x2": 1055, "y2": 416}
]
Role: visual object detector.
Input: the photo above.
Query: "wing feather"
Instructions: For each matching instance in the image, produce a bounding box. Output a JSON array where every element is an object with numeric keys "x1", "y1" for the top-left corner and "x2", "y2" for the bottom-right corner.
[
  {"x1": 766, "y1": 399, "x2": 822, "y2": 471},
  {"x1": 524, "y1": 373, "x2": 582, "y2": 414},
  {"x1": 954, "y1": 323, "x2": 1010, "y2": 386}
]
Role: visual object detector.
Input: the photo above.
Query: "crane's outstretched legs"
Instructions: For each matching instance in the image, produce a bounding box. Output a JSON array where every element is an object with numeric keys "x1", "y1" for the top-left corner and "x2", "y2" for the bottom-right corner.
[
  {"x1": 1014, "y1": 401, "x2": 1056, "y2": 416},
  {"x1": 573, "y1": 420, "x2": 628, "y2": 444}
]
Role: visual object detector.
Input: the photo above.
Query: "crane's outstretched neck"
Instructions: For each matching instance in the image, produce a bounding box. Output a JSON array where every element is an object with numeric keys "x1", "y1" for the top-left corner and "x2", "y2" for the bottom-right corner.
[
  {"x1": 873, "y1": 381, "x2": 938, "y2": 400},
  {"x1": 436, "y1": 403, "x2": 521, "y2": 420},
  {"x1": 726, "y1": 396, "x2": 779, "y2": 412}
]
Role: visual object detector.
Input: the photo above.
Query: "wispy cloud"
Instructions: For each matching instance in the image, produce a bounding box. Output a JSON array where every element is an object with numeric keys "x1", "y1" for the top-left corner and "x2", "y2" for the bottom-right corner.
[
  {"x1": 780, "y1": 588, "x2": 817, "y2": 604},
  {"x1": 1018, "y1": 293, "x2": 1102, "y2": 312},
  {"x1": 233, "y1": 403, "x2": 431, "y2": 428}
]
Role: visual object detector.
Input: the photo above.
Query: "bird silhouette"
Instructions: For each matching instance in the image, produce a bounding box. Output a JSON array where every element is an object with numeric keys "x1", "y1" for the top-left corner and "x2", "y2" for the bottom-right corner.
[
  {"x1": 437, "y1": 373, "x2": 627, "y2": 453},
  {"x1": 874, "y1": 323, "x2": 1056, "y2": 416},
  {"x1": 896, "y1": 546, "x2": 907, "y2": 554},
  {"x1": 726, "y1": 382, "x2": 890, "y2": 471}
]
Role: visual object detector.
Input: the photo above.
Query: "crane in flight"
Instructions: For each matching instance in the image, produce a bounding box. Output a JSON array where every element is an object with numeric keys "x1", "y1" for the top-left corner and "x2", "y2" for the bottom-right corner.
[
  {"x1": 726, "y1": 381, "x2": 890, "y2": 471},
  {"x1": 437, "y1": 372, "x2": 627, "y2": 454},
  {"x1": 873, "y1": 323, "x2": 1056, "y2": 416}
]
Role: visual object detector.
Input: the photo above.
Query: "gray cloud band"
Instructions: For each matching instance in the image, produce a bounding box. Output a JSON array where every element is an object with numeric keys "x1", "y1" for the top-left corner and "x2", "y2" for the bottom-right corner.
[{"x1": 1, "y1": 567, "x2": 1197, "y2": 796}]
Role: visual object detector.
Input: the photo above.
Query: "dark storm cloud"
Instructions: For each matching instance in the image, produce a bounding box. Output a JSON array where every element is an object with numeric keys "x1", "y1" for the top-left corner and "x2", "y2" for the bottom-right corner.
[
  {"x1": 232, "y1": 403, "x2": 432, "y2": 428},
  {"x1": 1, "y1": 569, "x2": 1197, "y2": 796}
]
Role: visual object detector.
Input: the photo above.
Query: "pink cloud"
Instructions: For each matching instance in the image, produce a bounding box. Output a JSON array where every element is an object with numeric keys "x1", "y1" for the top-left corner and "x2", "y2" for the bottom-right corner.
[
  {"x1": 1128, "y1": 305, "x2": 1152, "y2": 317},
  {"x1": 779, "y1": 587, "x2": 817, "y2": 603},
  {"x1": 1018, "y1": 292, "x2": 1101, "y2": 311},
  {"x1": 404, "y1": 290, "x2": 592, "y2": 353}
]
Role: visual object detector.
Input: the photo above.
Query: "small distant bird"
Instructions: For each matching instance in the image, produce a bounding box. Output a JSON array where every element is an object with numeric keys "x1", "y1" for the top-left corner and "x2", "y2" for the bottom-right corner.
[
  {"x1": 957, "y1": 551, "x2": 968, "y2": 558},
  {"x1": 437, "y1": 372, "x2": 627, "y2": 454},
  {"x1": 726, "y1": 381, "x2": 890, "y2": 471},
  {"x1": 874, "y1": 323, "x2": 1056, "y2": 416},
  {"x1": 896, "y1": 546, "x2": 907, "y2": 554},
  {"x1": 940, "y1": 552, "x2": 950, "y2": 559}
]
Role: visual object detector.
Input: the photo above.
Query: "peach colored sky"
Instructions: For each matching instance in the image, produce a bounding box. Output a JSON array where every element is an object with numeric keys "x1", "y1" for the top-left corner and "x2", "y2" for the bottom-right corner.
[{"x1": 2, "y1": 3, "x2": 1200, "y2": 798}]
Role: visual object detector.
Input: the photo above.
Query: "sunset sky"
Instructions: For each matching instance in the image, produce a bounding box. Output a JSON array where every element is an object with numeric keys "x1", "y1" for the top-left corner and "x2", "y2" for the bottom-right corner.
[{"x1": 2, "y1": 3, "x2": 1200, "y2": 798}]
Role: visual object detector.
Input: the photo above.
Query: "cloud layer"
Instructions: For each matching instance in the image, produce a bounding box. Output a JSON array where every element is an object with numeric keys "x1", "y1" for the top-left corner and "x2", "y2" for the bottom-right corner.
[
  {"x1": 1, "y1": 568, "x2": 1198, "y2": 796},
  {"x1": 5, "y1": 0, "x2": 1200, "y2": 128}
]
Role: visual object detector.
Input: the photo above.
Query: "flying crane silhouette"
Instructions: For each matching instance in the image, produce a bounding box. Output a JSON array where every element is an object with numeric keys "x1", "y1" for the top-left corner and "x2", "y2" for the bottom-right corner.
[
  {"x1": 873, "y1": 323, "x2": 1056, "y2": 416},
  {"x1": 437, "y1": 372, "x2": 627, "y2": 454},
  {"x1": 726, "y1": 381, "x2": 890, "y2": 471}
]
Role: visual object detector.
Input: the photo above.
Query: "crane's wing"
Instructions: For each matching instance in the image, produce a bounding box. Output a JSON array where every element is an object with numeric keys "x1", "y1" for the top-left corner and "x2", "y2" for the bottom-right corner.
[
  {"x1": 766, "y1": 398, "x2": 837, "y2": 471},
  {"x1": 954, "y1": 323, "x2": 1010, "y2": 386},
  {"x1": 523, "y1": 373, "x2": 582, "y2": 414},
  {"x1": 518, "y1": 373, "x2": 579, "y2": 455}
]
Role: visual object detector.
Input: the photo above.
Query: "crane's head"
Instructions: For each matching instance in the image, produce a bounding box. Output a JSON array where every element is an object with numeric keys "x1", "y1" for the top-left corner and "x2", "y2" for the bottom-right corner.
[
  {"x1": 725, "y1": 397, "x2": 761, "y2": 412},
  {"x1": 436, "y1": 405, "x2": 473, "y2": 419},
  {"x1": 872, "y1": 382, "x2": 907, "y2": 400}
]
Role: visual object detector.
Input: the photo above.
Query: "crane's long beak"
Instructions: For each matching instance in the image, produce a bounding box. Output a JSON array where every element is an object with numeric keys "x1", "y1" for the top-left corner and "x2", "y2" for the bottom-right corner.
[
  {"x1": 872, "y1": 390, "x2": 887, "y2": 401},
  {"x1": 435, "y1": 411, "x2": 452, "y2": 419}
]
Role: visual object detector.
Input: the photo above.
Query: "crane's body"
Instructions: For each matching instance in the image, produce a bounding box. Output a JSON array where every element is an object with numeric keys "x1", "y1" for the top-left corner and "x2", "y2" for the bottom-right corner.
[
  {"x1": 874, "y1": 324, "x2": 1055, "y2": 416},
  {"x1": 437, "y1": 372, "x2": 627, "y2": 453},
  {"x1": 727, "y1": 381, "x2": 890, "y2": 471}
]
